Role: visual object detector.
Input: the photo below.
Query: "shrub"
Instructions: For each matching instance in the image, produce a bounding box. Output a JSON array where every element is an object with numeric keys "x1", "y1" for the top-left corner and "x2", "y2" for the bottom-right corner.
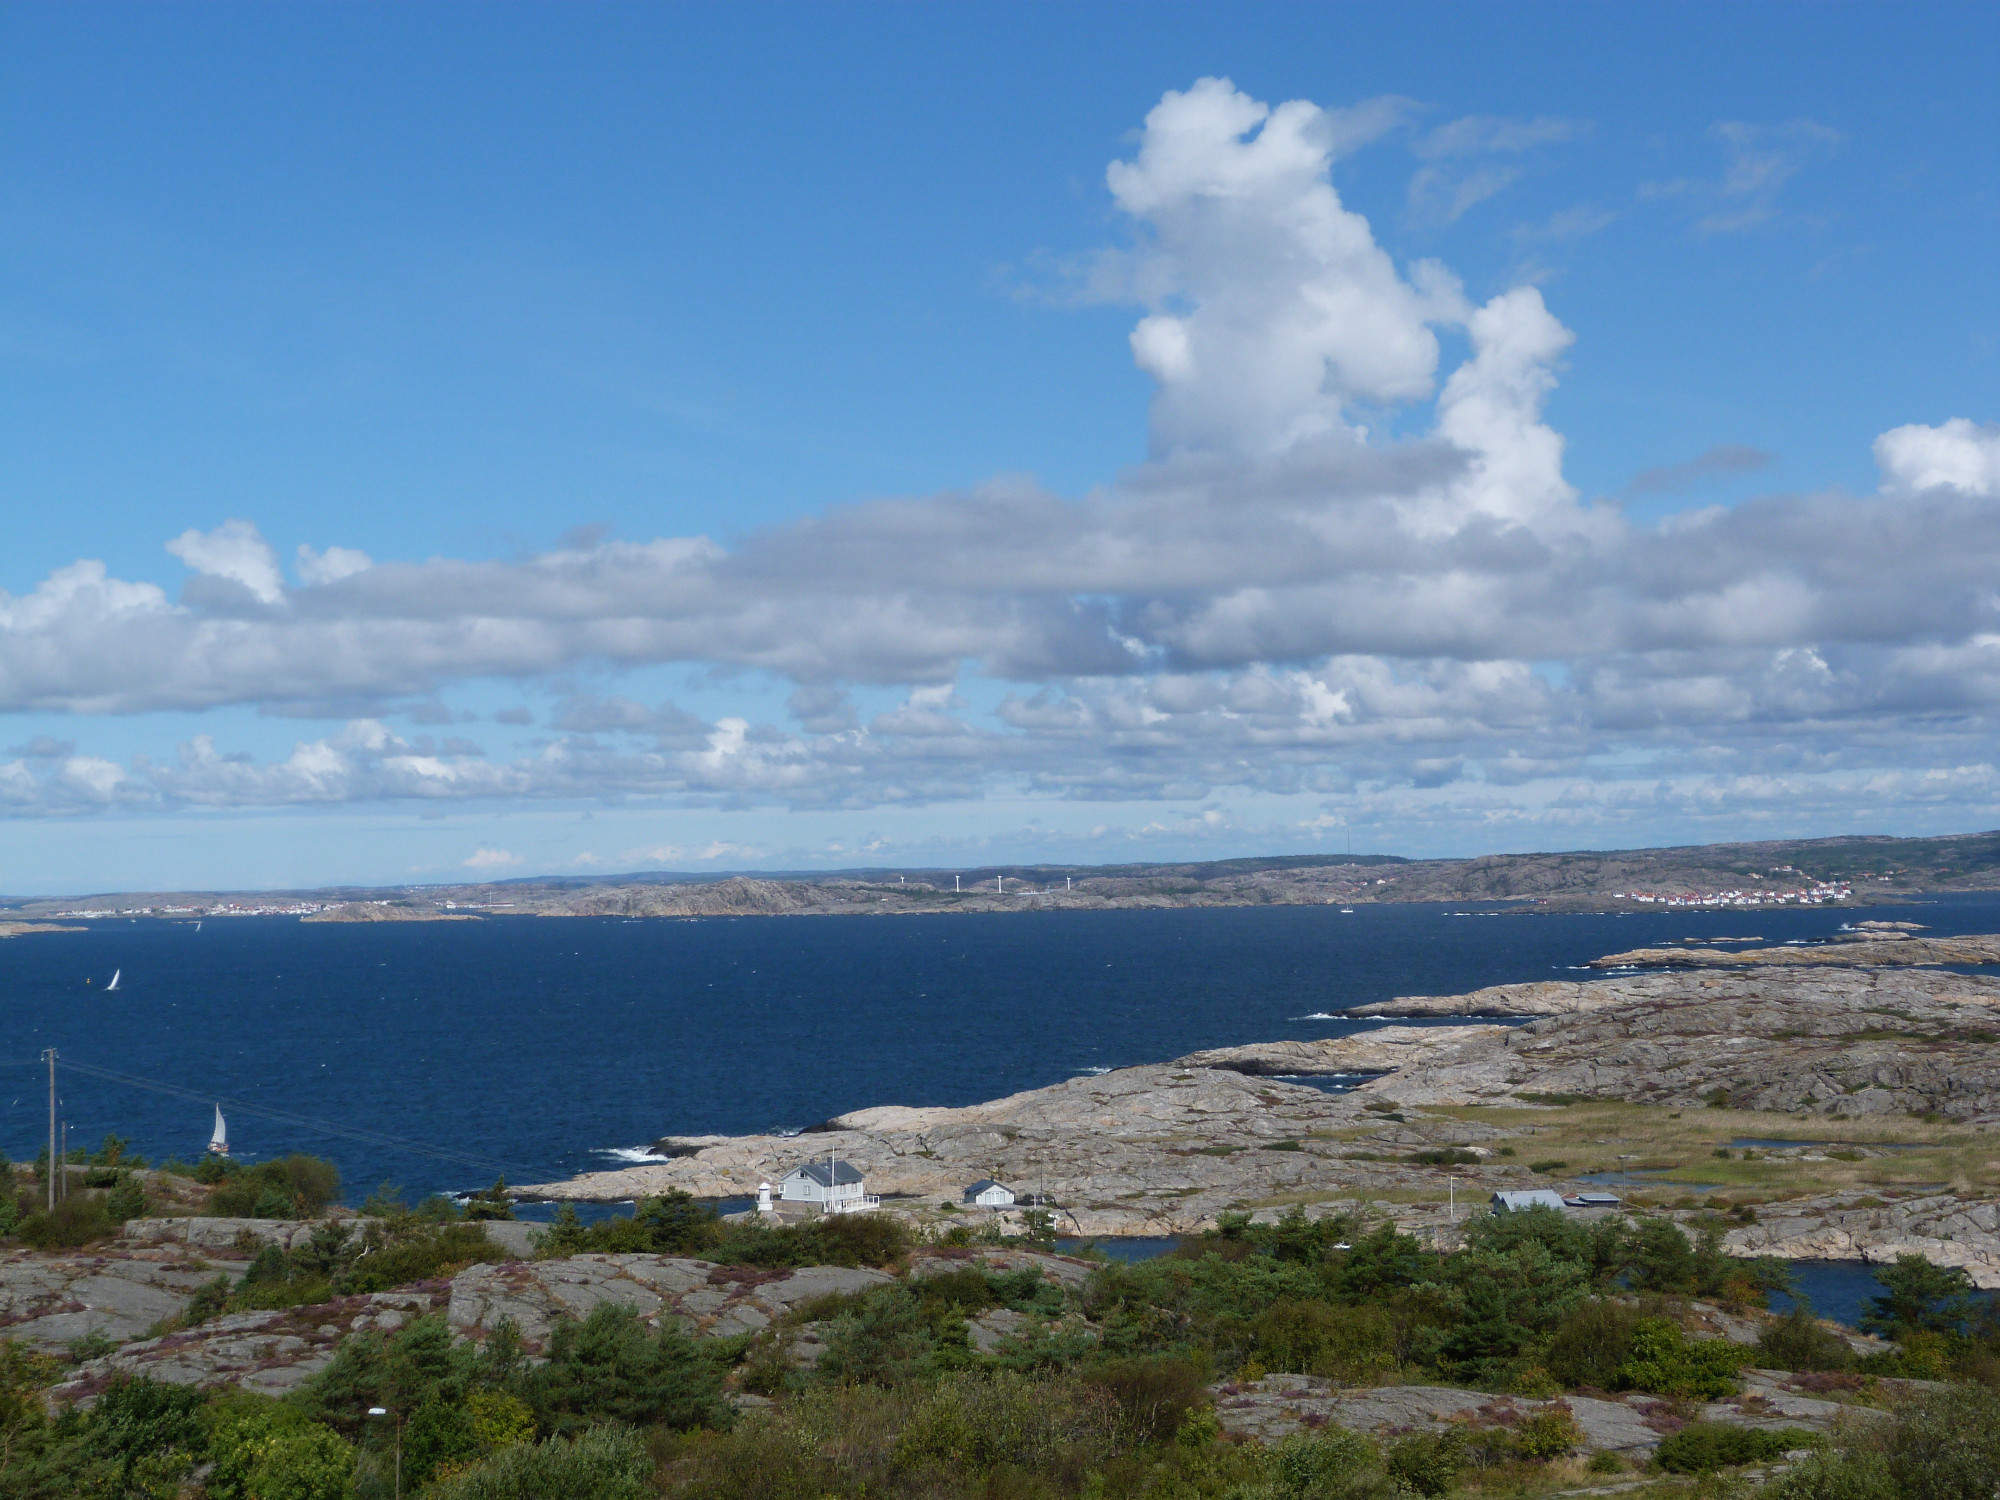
[
  {"x1": 522, "y1": 1303, "x2": 730, "y2": 1435},
  {"x1": 1756, "y1": 1304, "x2": 1854, "y2": 1373},
  {"x1": 15, "y1": 1194, "x2": 117, "y2": 1249},
  {"x1": 892, "y1": 1371, "x2": 1120, "y2": 1475},
  {"x1": 1272, "y1": 1426, "x2": 1380, "y2": 1497},
  {"x1": 1653, "y1": 1420, "x2": 1817, "y2": 1472},
  {"x1": 422, "y1": 1426, "x2": 649, "y2": 1500},
  {"x1": 207, "y1": 1155, "x2": 341, "y2": 1219},
  {"x1": 1616, "y1": 1317, "x2": 1745, "y2": 1399},
  {"x1": 336, "y1": 1222, "x2": 501, "y2": 1294},
  {"x1": 104, "y1": 1174, "x2": 149, "y2": 1225},
  {"x1": 1253, "y1": 1299, "x2": 1396, "y2": 1381},
  {"x1": 1886, "y1": 1383, "x2": 2000, "y2": 1500},
  {"x1": 1081, "y1": 1354, "x2": 1211, "y2": 1444},
  {"x1": 245, "y1": 1422, "x2": 354, "y2": 1500},
  {"x1": 1385, "y1": 1427, "x2": 1466, "y2": 1497},
  {"x1": 1860, "y1": 1253, "x2": 1976, "y2": 1337},
  {"x1": 1513, "y1": 1400, "x2": 1585, "y2": 1460},
  {"x1": 205, "y1": 1394, "x2": 316, "y2": 1500},
  {"x1": 84, "y1": 1375, "x2": 207, "y2": 1478},
  {"x1": 462, "y1": 1179, "x2": 516, "y2": 1222},
  {"x1": 1763, "y1": 1448, "x2": 1896, "y2": 1499}
]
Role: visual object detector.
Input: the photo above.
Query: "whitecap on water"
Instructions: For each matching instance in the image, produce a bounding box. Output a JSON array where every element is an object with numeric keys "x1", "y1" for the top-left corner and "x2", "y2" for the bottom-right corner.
[
  {"x1": 1297, "y1": 1012, "x2": 1341, "y2": 1020},
  {"x1": 595, "y1": 1146, "x2": 663, "y2": 1164},
  {"x1": 1074, "y1": 1065, "x2": 1114, "y2": 1075}
]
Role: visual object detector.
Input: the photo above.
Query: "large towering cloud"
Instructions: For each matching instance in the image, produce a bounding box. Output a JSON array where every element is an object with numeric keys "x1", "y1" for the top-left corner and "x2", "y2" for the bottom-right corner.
[{"x1": 1, "y1": 79, "x2": 1997, "y2": 838}]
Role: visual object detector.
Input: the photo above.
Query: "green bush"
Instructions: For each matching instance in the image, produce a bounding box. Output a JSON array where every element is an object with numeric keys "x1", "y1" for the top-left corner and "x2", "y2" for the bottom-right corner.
[
  {"x1": 1885, "y1": 1383, "x2": 2000, "y2": 1500},
  {"x1": 1272, "y1": 1426, "x2": 1380, "y2": 1497},
  {"x1": 1616, "y1": 1317, "x2": 1745, "y2": 1399},
  {"x1": 891, "y1": 1371, "x2": 1120, "y2": 1475},
  {"x1": 1512, "y1": 1400, "x2": 1585, "y2": 1460},
  {"x1": 104, "y1": 1174, "x2": 149, "y2": 1225},
  {"x1": 205, "y1": 1393, "x2": 316, "y2": 1500},
  {"x1": 85, "y1": 1375, "x2": 207, "y2": 1483},
  {"x1": 521, "y1": 1303, "x2": 730, "y2": 1436},
  {"x1": 1756, "y1": 1304, "x2": 1854, "y2": 1372},
  {"x1": 1252, "y1": 1299, "x2": 1396, "y2": 1380},
  {"x1": 206, "y1": 1155, "x2": 342, "y2": 1220},
  {"x1": 1081, "y1": 1354, "x2": 1211, "y2": 1444},
  {"x1": 245, "y1": 1422, "x2": 354, "y2": 1500},
  {"x1": 15, "y1": 1194, "x2": 118, "y2": 1249},
  {"x1": 1762, "y1": 1448, "x2": 1896, "y2": 1500},
  {"x1": 1546, "y1": 1300, "x2": 1641, "y2": 1389},
  {"x1": 423, "y1": 1426, "x2": 649, "y2": 1500},
  {"x1": 1653, "y1": 1420, "x2": 1816, "y2": 1472},
  {"x1": 1860, "y1": 1253, "x2": 1976, "y2": 1337},
  {"x1": 1384, "y1": 1427, "x2": 1466, "y2": 1497}
]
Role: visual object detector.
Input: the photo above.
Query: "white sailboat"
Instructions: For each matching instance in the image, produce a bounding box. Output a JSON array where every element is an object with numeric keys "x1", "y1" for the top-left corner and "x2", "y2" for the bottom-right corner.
[
  {"x1": 207, "y1": 1105, "x2": 229, "y2": 1157},
  {"x1": 105, "y1": 969, "x2": 121, "y2": 991}
]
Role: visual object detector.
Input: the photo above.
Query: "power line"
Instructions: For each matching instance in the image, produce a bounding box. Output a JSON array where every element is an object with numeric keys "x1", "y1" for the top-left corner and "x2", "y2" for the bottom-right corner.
[{"x1": 53, "y1": 1057, "x2": 564, "y2": 1184}]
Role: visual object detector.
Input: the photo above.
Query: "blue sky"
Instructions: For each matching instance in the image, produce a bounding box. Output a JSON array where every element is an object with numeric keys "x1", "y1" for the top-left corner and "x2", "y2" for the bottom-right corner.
[{"x1": 2, "y1": 3, "x2": 1998, "y2": 894}]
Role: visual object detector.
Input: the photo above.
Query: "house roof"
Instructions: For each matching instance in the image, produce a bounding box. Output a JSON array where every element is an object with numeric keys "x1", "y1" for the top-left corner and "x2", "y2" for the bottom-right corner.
[
  {"x1": 785, "y1": 1160, "x2": 865, "y2": 1187},
  {"x1": 1490, "y1": 1189, "x2": 1570, "y2": 1213},
  {"x1": 963, "y1": 1178, "x2": 1010, "y2": 1199}
]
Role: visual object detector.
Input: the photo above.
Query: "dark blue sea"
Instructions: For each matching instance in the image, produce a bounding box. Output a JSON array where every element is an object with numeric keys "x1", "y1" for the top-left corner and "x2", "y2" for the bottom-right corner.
[{"x1": 6, "y1": 893, "x2": 1999, "y2": 1242}]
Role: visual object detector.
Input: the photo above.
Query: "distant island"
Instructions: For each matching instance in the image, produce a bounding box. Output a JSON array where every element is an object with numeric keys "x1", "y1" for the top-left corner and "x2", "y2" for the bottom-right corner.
[{"x1": 7, "y1": 828, "x2": 1999, "y2": 922}]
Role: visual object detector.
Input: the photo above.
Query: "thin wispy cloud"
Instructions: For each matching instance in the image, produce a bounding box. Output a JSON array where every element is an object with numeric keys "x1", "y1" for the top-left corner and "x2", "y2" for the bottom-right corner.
[
  {"x1": 1621, "y1": 444, "x2": 1773, "y2": 497},
  {"x1": 1643, "y1": 118, "x2": 1843, "y2": 235},
  {"x1": 1408, "y1": 114, "x2": 1590, "y2": 225}
]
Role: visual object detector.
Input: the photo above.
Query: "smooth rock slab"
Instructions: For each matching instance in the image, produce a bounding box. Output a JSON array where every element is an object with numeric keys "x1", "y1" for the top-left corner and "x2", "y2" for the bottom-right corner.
[
  {"x1": 1208, "y1": 1373, "x2": 1885, "y2": 1454},
  {"x1": 446, "y1": 1255, "x2": 894, "y2": 1353},
  {"x1": 904, "y1": 1248, "x2": 1098, "y2": 1289},
  {"x1": 0, "y1": 1247, "x2": 242, "y2": 1353},
  {"x1": 49, "y1": 1289, "x2": 446, "y2": 1406}
]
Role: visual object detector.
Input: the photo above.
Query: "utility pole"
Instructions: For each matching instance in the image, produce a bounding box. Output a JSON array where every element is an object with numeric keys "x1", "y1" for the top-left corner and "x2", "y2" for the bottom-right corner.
[{"x1": 44, "y1": 1049, "x2": 55, "y2": 1212}]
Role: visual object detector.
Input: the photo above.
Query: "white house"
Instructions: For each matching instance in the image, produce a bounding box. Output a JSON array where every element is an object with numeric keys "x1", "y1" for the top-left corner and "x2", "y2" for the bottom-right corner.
[
  {"x1": 1490, "y1": 1189, "x2": 1571, "y2": 1215},
  {"x1": 962, "y1": 1178, "x2": 1015, "y2": 1208},
  {"x1": 779, "y1": 1159, "x2": 879, "y2": 1215}
]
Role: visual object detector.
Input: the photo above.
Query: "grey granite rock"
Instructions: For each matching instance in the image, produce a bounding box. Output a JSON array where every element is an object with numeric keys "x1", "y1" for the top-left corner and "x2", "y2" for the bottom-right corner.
[
  {"x1": 124, "y1": 1217, "x2": 383, "y2": 1252},
  {"x1": 446, "y1": 1255, "x2": 895, "y2": 1352},
  {"x1": 1209, "y1": 1372, "x2": 1888, "y2": 1454},
  {"x1": 50, "y1": 1289, "x2": 446, "y2": 1405},
  {"x1": 0, "y1": 1246, "x2": 242, "y2": 1353}
]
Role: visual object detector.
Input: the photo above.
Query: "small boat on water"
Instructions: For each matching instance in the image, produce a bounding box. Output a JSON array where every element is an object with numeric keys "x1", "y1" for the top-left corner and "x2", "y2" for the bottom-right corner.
[
  {"x1": 207, "y1": 1105, "x2": 229, "y2": 1157},
  {"x1": 105, "y1": 969, "x2": 121, "y2": 991}
]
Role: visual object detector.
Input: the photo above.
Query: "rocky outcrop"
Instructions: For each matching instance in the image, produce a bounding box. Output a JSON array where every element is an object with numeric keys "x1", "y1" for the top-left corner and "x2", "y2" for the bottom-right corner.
[
  {"x1": 1172, "y1": 1027, "x2": 1508, "y2": 1076},
  {"x1": 1344, "y1": 980, "x2": 1646, "y2": 1019},
  {"x1": 1724, "y1": 1193, "x2": 2000, "y2": 1288},
  {"x1": 0, "y1": 921, "x2": 84, "y2": 939},
  {"x1": 1208, "y1": 1370, "x2": 1883, "y2": 1453},
  {"x1": 1357, "y1": 966, "x2": 2000, "y2": 1119},
  {"x1": 446, "y1": 1255, "x2": 894, "y2": 1351},
  {"x1": 1590, "y1": 933, "x2": 2000, "y2": 970},
  {"x1": 0, "y1": 1244, "x2": 243, "y2": 1353},
  {"x1": 516, "y1": 1064, "x2": 1469, "y2": 1236},
  {"x1": 302, "y1": 903, "x2": 477, "y2": 922},
  {"x1": 52, "y1": 1288, "x2": 444, "y2": 1404}
]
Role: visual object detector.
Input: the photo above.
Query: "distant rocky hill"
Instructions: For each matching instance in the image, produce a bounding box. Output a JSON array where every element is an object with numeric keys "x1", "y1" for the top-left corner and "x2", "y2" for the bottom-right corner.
[{"x1": 10, "y1": 828, "x2": 2000, "y2": 920}]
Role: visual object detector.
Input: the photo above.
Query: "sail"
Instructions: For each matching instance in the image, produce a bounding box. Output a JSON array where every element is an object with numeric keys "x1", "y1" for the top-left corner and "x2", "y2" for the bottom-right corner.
[
  {"x1": 208, "y1": 1105, "x2": 228, "y2": 1155},
  {"x1": 106, "y1": 969, "x2": 121, "y2": 991}
]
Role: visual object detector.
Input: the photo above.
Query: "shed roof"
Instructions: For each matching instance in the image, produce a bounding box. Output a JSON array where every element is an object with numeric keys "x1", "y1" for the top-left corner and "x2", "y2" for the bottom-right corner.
[
  {"x1": 785, "y1": 1160, "x2": 865, "y2": 1187},
  {"x1": 1490, "y1": 1189, "x2": 1570, "y2": 1213}
]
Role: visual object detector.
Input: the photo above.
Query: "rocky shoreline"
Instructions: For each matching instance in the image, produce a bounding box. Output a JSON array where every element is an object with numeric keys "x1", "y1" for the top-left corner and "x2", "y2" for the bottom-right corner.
[{"x1": 520, "y1": 934, "x2": 2000, "y2": 1277}]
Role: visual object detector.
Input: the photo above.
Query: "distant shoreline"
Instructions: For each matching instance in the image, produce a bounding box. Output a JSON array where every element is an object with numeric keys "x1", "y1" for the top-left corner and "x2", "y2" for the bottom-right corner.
[{"x1": 6, "y1": 828, "x2": 1991, "y2": 922}]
